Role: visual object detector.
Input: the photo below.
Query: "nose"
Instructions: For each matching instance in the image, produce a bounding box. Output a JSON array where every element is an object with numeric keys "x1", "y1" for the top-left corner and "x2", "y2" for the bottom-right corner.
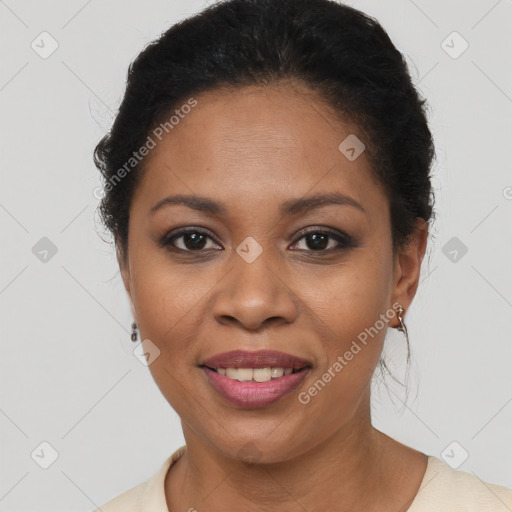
[{"x1": 212, "y1": 249, "x2": 299, "y2": 331}]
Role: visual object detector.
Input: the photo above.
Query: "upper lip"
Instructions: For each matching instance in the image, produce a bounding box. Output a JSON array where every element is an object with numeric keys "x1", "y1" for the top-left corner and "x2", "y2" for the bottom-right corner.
[{"x1": 200, "y1": 350, "x2": 312, "y2": 370}]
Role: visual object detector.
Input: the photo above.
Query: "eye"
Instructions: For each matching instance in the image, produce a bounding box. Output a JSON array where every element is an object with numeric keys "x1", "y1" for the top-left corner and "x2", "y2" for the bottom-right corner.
[
  {"x1": 159, "y1": 226, "x2": 354, "y2": 254},
  {"x1": 290, "y1": 228, "x2": 353, "y2": 253},
  {"x1": 159, "y1": 228, "x2": 221, "y2": 252}
]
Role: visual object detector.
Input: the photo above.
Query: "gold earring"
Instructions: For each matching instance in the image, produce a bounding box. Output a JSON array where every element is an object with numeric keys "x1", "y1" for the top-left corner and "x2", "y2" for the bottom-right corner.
[{"x1": 396, "y1": 305, "x2": 410, "y2": 363}]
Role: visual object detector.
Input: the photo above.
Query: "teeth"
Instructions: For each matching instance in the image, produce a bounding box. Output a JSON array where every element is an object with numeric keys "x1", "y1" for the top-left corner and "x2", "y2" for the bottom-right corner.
[{"x1": 214, "y1": 367, "x2": 298, "y2": 382}]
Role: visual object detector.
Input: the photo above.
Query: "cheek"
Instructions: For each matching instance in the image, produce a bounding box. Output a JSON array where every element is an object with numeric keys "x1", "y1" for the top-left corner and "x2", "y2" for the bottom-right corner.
[
  {"x1": 297, "y1": 249, "x2": 392, "y2": 348},
  {"x1": 294, "y1": 302, "x2": 388, "y2": 438},
  {"x1": 296, "y1": 252, "x2": 392, "y2": 401},
  {"x1": 128, "y1": 249, "x2": 232, "y2": 409},
  {"x1": 129, "y1": 240, "x2": 222, "y2": 340}
]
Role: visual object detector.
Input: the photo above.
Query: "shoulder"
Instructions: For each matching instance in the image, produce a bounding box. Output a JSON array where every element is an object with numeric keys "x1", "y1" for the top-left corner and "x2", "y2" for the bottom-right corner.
[
  {"x1": 91, "y1": 445, "x2": 187, "y2": 512},
  {"x1": 409, "y1": 456, "x2": 512, "y2": 512}
]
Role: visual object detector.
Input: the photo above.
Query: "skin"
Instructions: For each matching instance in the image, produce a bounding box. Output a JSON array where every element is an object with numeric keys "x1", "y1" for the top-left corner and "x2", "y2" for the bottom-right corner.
[{"x1": 118, "y1": 82, "x2": 429, "y2": 511}]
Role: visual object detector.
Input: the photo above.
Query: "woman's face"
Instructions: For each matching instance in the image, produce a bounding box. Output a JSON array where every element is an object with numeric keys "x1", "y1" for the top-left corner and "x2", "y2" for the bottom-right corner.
[{"x1": 119, "y1": 83, "x2": 426, "y2": 463}]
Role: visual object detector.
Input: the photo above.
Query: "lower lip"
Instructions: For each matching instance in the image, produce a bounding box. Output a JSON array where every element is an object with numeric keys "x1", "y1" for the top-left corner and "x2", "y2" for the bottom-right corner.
[{"x1": 200, "y1": 367, "x2": 310, "y2": 408}]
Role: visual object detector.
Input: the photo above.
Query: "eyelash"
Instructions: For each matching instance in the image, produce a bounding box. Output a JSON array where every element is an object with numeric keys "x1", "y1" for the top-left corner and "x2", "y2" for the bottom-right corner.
[{"x1": 159, "y1": 226, "x2": 354, "y2": 255}]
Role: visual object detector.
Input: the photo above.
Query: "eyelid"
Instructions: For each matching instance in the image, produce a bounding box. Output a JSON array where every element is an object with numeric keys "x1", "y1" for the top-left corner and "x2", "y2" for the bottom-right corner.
[
  {"x1": 159, "y1": 225, "x2": 354, "y2": 253},
  {"x1": 289, "y1": 226, "x2": 353, "y2": 252},
  {"x1": 292, "y1": 225, "x2": 351, "y2": 244},
  {"x1": 159, "y1": 226, "x2": 221, "y2": 250}
]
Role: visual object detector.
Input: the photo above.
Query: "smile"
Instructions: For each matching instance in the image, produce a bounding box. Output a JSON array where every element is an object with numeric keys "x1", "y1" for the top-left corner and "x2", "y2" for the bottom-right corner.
[
  {"x1": 204, "y1": 366, "x2": 303, "y2": 382},
  {"x1": 200, "y1": 365, "x2": 310, "y2": 408}
]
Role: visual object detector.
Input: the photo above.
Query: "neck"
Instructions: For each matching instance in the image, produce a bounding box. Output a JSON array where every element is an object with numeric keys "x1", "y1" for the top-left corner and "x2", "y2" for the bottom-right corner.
[{"x1": 165, "y1": 398, "x2": 412, "y2": 511}]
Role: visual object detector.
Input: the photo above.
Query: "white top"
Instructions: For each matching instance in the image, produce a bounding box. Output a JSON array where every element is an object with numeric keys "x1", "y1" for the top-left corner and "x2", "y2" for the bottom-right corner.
[{"x1": 94, "y1": 445, "x2": 512, "y2": 511}]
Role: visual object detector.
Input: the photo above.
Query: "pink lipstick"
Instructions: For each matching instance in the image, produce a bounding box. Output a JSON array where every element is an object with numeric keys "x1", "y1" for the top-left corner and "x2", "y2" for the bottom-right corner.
[{"x1": 199, "y1": 349, "x2": 312, "y2": 408}]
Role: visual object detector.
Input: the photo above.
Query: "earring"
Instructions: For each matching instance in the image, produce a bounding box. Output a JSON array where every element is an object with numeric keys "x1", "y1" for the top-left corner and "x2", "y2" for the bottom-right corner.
[
  {"x1": 131, "y1": 321, "x2": 138, "y2": 342},
  {"x1": 395, "y1": 305, "x2": 411, "y2": 363}
]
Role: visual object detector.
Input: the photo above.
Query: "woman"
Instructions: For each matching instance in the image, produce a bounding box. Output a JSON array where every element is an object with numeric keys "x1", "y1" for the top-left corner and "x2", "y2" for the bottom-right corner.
[{"x1": 92, "y1": 0, "x2": 512, "y2": 510}]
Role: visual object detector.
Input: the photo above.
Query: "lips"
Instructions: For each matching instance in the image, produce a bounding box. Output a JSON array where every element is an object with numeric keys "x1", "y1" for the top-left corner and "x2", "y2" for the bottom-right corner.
[
  {"x1": 198, "y1": 349, "x2": 313, "y2": 408},
  {"x1": 201, "y1": 365, "x2": 310, "y2": 408},
  {"x1": 199, "y1": 349, "x2": 312, "y2": 370}
]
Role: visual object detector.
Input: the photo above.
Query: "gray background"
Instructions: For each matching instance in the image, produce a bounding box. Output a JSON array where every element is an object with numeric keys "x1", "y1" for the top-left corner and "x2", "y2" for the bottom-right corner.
[{"x1": 1, "y1": 0, "x2": 511, "y2": 510}]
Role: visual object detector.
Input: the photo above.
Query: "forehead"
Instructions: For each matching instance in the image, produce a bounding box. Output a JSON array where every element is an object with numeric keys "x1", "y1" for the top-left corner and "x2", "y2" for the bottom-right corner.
[{"x1": 132, "y1": 83, "x2": 387, "y2": 221}]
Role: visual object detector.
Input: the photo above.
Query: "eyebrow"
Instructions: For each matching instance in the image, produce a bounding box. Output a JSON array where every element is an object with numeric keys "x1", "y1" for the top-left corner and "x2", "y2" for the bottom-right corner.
[{"x1": 149, "y1": 192, "x2": 366, "y2": 217}]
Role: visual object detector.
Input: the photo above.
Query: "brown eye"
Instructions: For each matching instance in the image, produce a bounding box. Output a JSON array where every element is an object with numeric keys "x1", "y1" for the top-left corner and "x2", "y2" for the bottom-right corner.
[
  {"x1": 159, "y1": 228, "x2": 221, "y2": 252},
  {"x1": 159, "y1": 226, "x2": 354, "y2": 255},
  {"x1": 291, "y1": 228, "x2": 353, "y2": 253}
]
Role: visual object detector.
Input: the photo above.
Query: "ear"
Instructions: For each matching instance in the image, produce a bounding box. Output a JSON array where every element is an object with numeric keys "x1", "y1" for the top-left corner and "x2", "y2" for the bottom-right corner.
[
  {"x1": 390, "y1": 218, "x2": 429, "y2": 327},
  {"x1": 116, "y1": 242, "x2": 136, "y2": 320}
]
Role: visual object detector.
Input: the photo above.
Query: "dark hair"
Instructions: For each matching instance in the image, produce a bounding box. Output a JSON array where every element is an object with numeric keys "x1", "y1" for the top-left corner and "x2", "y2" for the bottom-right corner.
[{"x1": 94, "y1": 0, "x2": 436, "y2": 266}]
